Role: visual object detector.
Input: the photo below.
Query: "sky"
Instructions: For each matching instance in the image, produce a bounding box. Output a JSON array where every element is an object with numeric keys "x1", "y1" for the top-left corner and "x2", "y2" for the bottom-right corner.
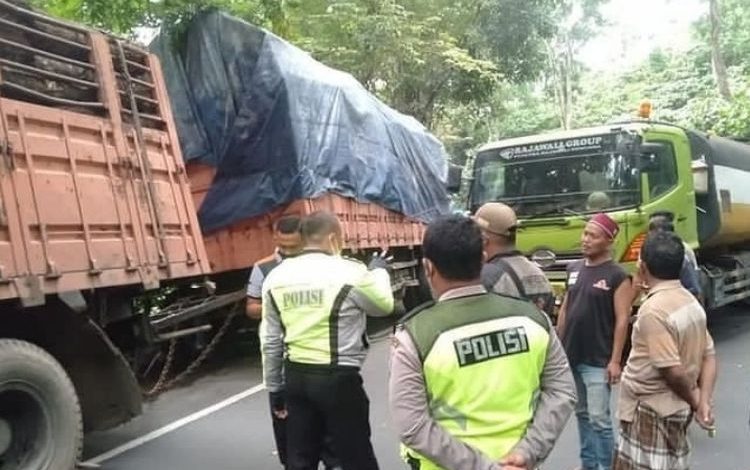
[{"x1": 578, "y1": 0, "x2": 707, "y2": 71}]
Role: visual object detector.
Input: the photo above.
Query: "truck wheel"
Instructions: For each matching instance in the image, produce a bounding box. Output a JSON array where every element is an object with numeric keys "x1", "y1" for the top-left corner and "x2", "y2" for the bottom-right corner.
[{"x1": 0, "y1": 339, "x2": 82, "y2": 470}]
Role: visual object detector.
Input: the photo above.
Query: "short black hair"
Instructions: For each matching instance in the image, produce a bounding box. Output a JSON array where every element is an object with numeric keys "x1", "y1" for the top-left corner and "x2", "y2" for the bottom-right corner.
[
  {"x1": 423, "y1": 215, "x2": 483, "y2": 281},
  {"x1": 275, "y1": 215, "x2": 301, "y2": 235},
  {"x1": 641, "y1": 231, "x2": 685, "y2": 280},
  {"x1": 648, "y1": 215, "x2": 674, "y2": 233},
  {"x1": 301, "y1": 211, "x2": 341, "y2": 242}
]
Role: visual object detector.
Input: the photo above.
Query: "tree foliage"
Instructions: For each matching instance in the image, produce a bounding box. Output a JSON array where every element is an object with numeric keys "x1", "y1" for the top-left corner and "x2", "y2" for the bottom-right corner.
[
  {"x1": 289, "y1": 1, "x2": 503, "y2": 126},
  {"x1": 29, "y1": 0, "x2": 750, "y2": 157},
  {"x1": 544, "y1": 0, "x2": 607, "y2": 128},
  {"x1": 32, "y1": 0, "x2": 565, "y2": 131},
  {"x1": 573, "y1": 0, "x2": 750, "y2": 138}
]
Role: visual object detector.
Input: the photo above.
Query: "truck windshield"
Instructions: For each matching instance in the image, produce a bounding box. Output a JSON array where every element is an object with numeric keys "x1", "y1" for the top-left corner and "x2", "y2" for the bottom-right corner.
[{"x1": 471, "y1": 146, "x2": 641, "y2": 217}]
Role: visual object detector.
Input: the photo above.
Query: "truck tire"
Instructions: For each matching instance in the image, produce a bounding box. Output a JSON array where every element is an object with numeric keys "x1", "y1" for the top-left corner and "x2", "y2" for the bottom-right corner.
[{"x1": 0, "y1": 339, "x2": 82, "y2": 470}]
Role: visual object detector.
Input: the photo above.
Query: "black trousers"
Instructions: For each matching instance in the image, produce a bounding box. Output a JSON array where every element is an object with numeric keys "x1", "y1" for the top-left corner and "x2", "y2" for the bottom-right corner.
[
  {"x1": 269, "y1": 397, "x2": 341, "y2": 469},
  {"x1": 285, "y1": 362, "x2": 379, "y2": 470},
  {"x1": 270, "y1": 397, "x2": 289, "y2": 465}
]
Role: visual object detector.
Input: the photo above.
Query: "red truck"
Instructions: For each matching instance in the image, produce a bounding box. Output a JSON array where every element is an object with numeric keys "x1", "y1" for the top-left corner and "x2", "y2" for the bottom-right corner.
[{"x1": 0, "y1": 2, "x2": 449, "y2": 468}]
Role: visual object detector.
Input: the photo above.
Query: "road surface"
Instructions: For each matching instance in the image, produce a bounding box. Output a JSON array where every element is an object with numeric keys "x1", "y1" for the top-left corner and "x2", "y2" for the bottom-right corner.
[{"x1": 84, "y1": 307, "x2": 750, "y2": 469}]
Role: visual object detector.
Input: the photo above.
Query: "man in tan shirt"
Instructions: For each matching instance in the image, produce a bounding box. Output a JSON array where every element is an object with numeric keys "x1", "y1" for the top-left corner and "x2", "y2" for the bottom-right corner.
[{"x1": 614, "y1": 231, "x2": 717, "y2": 470}]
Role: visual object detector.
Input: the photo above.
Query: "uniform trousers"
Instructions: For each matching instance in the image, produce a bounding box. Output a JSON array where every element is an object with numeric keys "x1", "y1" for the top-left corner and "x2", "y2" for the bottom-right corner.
[{"x1": 284, "y1": 362, "x2": 379, "y2": 470}]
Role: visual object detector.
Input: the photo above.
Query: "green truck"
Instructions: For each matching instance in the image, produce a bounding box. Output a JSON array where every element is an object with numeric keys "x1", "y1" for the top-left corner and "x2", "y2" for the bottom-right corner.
[{"x1": 466, "y1": 120, "x2": 750, "y2": 310}]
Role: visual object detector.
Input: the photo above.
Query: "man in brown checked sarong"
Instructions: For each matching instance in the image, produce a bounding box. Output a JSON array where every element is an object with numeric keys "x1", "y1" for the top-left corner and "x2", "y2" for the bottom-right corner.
[{"x1": 614, "y1": 231, "x2": 717, "y2": 470}]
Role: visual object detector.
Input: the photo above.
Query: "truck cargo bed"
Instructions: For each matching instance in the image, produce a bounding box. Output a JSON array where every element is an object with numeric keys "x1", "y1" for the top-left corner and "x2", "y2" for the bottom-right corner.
[
  {"x1": 0, "y1": 0, "x2": 209, "y2": 305},
  {"x1": 187, "y1": 163, "x2": 426, "y2": 273}
]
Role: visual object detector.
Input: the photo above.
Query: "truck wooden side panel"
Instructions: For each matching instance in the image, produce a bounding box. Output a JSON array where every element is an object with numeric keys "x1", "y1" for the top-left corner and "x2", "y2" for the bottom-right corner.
[
  {"x1": 0, "y1": 3, "x2": 209, "y2": 304},
  {"x1": 187, "y1": 164, "x2": 426, "y2": 273}
]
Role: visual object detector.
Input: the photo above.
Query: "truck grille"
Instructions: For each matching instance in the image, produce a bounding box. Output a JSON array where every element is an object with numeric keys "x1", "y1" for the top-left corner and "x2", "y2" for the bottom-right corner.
[{"x1": 541, "y1": 253, "x2": 582, "y2": 272}]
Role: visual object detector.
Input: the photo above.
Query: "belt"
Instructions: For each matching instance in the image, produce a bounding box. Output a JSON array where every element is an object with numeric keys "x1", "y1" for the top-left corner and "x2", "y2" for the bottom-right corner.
[{"x1": 285, "y1": 360, "x2": 360, "y2": 374}]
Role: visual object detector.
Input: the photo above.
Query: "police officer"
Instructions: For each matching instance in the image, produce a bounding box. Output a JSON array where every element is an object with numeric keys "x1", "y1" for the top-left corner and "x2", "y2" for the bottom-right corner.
[
  {"x1": 261, "y1": 211, "x2": 394, "y2": 470},
  {"x1": 246, "y1": 215, "x2": 303, "y2": 320},
  {"x1": 475, "y1": 202, "x2": 555, "y2": 316},
  {"x1": 246, "y1": 215, "x2": 341, "y2": 469},
  {"x1": 389, "y1": 215, "x2": 576, "y2": 470}
]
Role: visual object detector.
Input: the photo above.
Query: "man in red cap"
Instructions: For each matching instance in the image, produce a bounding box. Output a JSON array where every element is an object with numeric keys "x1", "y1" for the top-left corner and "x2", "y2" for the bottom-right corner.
[{"x1": 557, "y1": 213, "x2": 634, "y2": 470}]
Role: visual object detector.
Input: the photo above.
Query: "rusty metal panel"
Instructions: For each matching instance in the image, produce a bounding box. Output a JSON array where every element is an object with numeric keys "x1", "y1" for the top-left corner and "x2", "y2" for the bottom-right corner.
[{"x1": 0, "y1": 11, "x2": 209, "y2": 304}]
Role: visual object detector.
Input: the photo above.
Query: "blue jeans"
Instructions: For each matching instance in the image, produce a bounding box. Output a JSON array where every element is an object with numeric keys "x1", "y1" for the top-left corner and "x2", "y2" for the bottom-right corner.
[{"x1": 574, "y1": 364, "x2": 614, "y2": 470}]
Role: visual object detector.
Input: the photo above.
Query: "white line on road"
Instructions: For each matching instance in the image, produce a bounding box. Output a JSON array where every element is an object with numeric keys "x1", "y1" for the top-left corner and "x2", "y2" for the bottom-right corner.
[{"x1": 83, "y1": 383, "x2": 266, "y2": 466}]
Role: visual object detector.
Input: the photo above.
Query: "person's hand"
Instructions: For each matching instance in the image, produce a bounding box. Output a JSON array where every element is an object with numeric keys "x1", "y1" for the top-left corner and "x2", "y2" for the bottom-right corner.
[
  {"x1": 270, "y1": 391, "x2": 287, "y2": 419},
  {"x1": 690, "y1": 387, "x2": 701, "y2": 411},
  {"x1": 695, "y1": 400, "x2": 715, "y2": 431},
  {"x1": 607, "y1": 361, "x2": 622, "y2": 385},
  {"x1": 499, "y1": 452, "x2": 529, "y2": 470},
  {"x1": 368, "y1": 249, "x2": 393, "y2": 271}
]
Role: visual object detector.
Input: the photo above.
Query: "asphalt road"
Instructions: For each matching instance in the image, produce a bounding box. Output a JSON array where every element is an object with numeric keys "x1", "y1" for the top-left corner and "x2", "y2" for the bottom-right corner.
[{"x1": 84, "y1": 307, "x2": 750, "y2": 470}]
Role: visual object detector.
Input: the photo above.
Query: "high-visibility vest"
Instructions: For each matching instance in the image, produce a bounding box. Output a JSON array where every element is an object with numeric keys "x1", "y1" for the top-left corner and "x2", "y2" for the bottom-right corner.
[
  {"x1": 401, "y1": 292, "x2": 550, "y2": 470},
  {"x1": 263, "y1": 251, "x2": 393, "y2": 366}
]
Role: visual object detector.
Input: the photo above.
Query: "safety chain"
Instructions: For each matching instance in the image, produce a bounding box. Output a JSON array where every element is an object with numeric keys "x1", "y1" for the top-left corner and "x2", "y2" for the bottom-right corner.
[
  {"x1": 145, "y1": 337, "x2": 177, "y2": 398},
  {"x1": 144, "y1": 304, "x2": 240, "y2": 399}
]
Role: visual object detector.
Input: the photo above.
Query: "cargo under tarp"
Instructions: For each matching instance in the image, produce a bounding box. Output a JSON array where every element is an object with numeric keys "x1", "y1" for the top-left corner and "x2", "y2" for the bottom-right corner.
[{"x1": 150, "y1": 11, "x2": 450, "y2": 234}]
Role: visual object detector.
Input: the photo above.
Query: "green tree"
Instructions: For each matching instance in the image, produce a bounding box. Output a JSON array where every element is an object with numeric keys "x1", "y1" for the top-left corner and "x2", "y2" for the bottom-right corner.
[
  {"x1": 33, "y1": 0, "x2": 564, "y2": 132},
  {"x1": 435, "y1": 83, "x2": 558, "y2": 164},
  {"x1": 32, "y1": 0, "x2": 275, "y2": 35},
  {"x1": 289, "y1": 0, "x2": 565, "y2": 127},
  {"x1": 708, "y1": 0, "x2": 732, "y2": 99},
  {"x1": 544, "y1": 0, "x2": 607, "y2": 128},
  {"x1": 288, "y1": 1, "x2": 501, "y2": 127}
]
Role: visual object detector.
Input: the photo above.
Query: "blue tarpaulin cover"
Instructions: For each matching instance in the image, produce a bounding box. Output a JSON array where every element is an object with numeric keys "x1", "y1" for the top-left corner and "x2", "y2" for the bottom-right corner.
[{"x1": 150, "y1": 11, "x2": 450, "y2": 233}]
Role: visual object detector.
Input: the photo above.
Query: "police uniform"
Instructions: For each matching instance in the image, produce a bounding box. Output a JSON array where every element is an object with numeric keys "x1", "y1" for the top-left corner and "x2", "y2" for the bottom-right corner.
[
  {"x1": 261, "y1": 250, "x2": 394, "y2": 470},
  {"x1": 247, "y1": 252, "x2": 282, "y2": 301},
  {"x1": 248, "y1": 250, "x2": 341, "y2": 469},
  {"x1": 389, "y1": 285, "x2": 576, "y2": 470}
]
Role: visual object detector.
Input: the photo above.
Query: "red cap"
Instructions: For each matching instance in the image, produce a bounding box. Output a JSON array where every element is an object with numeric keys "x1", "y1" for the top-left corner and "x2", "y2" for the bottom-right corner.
[{"x1": 588, "y1": 213, "x2": 619, "y2": 240}]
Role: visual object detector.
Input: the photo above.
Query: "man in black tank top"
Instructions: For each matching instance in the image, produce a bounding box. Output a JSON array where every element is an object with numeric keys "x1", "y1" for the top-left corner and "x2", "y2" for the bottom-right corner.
[{"x1": 557, "y1": 213, "x2": 633, "y2": 470}]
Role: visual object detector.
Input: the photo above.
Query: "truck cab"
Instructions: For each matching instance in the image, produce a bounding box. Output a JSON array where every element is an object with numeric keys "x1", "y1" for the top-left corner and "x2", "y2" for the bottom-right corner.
[{"x1": 468, "y1": 119, "x2": 750, "y2": 311}]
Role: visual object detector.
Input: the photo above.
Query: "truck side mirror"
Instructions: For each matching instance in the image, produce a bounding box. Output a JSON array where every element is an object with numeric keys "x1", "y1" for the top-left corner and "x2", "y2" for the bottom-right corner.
[
  {"x1": 447, "y1": 164, "x2": 462, "y2": 194},
  {"x1": 692, "y1": 159, "x2": 709, "y2": 195}
]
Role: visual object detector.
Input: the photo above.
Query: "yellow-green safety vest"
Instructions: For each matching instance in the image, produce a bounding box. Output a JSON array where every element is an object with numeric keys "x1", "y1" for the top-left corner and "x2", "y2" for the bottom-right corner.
[
  {"x1": 262, "y1": 251, "x2": 393, "y2": 367},
  {"x1": 401, "y1": 292, "x2": 550, "y2": 470}
]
